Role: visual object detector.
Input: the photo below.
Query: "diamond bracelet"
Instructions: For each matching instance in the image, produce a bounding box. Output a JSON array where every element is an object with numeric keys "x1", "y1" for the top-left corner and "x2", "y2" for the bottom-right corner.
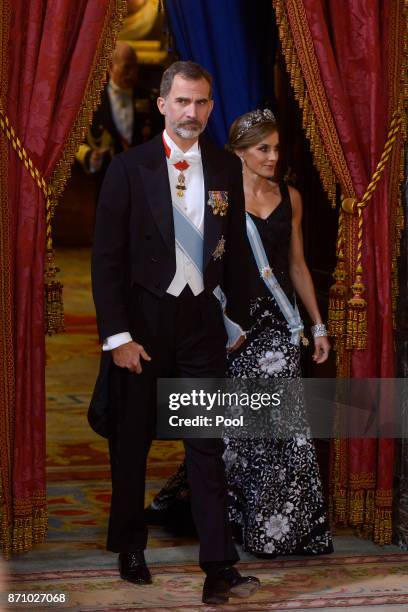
[{"x1": 311, "y1": 323, "x2": 328, "y2": 338}]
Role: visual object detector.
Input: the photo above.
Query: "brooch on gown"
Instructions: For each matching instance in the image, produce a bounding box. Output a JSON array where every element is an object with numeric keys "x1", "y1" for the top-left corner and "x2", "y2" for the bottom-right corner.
[
  {"x1": 212, "y1": 235, "x2": 226, "y2": 260},
  {"x1": 208, "y1": 191, "x2": 229, "y2": 216},
  {"x1": 260, "y1": 265, "x2": 273, "y2": 279}
]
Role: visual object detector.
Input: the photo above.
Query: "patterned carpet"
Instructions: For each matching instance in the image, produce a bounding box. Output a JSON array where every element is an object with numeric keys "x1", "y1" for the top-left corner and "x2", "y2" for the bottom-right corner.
[
  {"x1": 8, "y1": 555, "x2": 408, "y2": 611},
  {"x1": 7, "y1": 247, "x2": 407, "y2": 612}
]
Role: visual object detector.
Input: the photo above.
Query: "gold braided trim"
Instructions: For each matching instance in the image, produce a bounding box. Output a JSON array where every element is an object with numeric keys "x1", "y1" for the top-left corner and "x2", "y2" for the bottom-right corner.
[
  {"x1": 341, "y1": 112, "x2": 403, "y2": 216},
  {"x1": 0, "y1": 111, "x2": 52, "y2": 201},
  {"x1": 273, "y1": 0, "x2": 344, "y2": 207},
  {"x1": 48, "y1": 0, "x2": 127, "y2": 203},
  {"x1": 340, "y1": 110, "x2": 403, "y2": 350},
  {"x1": 0, "y1": 108, "x2": 64, "y2": 336}
]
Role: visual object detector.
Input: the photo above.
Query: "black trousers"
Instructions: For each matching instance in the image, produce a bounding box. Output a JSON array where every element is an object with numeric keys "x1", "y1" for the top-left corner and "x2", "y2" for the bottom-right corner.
[{"x1": 107, "y1": 286, "x2": 239, "y2": 569}]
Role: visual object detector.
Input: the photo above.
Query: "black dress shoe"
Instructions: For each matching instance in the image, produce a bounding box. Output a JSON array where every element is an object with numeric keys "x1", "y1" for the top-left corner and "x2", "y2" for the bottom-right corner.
[
  {"x1": 119, "y1": 551, "x2": 152, "y2": 585},
  {"x1": 202, "y1": 567, "x2": 260, "y2": 605},
  {"x1": 144, "y1": 505, "x2": 169, "y2": 526}
]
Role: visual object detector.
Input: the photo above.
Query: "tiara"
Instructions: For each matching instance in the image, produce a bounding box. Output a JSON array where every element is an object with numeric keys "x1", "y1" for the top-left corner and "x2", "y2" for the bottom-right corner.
[{"x1": 236, "y1": 109, "x2": 276, "y2": 140}]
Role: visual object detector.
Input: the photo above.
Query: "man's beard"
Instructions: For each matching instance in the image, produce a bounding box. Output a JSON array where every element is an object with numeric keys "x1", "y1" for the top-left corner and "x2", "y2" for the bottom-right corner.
[{"x1": 172, "y1": 120, "x2": 203, "y2": 139}]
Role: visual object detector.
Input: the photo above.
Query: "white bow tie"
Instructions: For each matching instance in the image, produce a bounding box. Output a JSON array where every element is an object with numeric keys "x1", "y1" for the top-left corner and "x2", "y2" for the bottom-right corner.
[{"x1": 168, "y1": 149, "x2": 201, "y2": 166}]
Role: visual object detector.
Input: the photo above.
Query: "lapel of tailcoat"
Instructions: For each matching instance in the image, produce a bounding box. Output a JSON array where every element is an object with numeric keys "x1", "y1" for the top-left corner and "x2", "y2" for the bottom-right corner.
[{"x1": 139, "y1": 134, "x2": 175, "y2": 254}]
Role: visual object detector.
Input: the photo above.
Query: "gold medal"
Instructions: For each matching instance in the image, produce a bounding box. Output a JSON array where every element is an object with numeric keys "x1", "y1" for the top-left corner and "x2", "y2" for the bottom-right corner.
[{"x1": 176, "y1": 171, "x2": 186, "y2": 197}]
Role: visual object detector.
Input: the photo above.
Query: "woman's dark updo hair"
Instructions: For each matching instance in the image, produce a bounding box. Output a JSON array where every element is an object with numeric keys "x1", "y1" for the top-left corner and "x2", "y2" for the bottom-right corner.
[{"x1": 226, "y1": 110, "x2": 278, "y2": 153}]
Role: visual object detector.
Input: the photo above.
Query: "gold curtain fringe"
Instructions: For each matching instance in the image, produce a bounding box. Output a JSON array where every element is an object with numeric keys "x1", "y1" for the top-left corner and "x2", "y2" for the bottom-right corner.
[
  {"x1": 330, "y1": 487, "x2": 347, "y2": 525},
  {"x1": 48, "y1": 0, "x2": 128, "y2": 204},
  {"x1": 273, "y1": 0, "x2": 338, "y2": 208},
  {"x1": 349, "y1": 472, "x2": 376, "y2": 490},
  {"x1": 12, "y1": 506, "x2": 47, "y2": 555},
  {"x1": 374, "y1": 508, "x2": 393, "y2": 546},
  {"x1": 348, "y1": 489, "x2": 370, "y2": 526},
  {"x1": 331, "y1": 488, "x2": 392, "y2": 545},
  {"x1": 1, "y1": 498, "x2": 47, "y2": 559}
]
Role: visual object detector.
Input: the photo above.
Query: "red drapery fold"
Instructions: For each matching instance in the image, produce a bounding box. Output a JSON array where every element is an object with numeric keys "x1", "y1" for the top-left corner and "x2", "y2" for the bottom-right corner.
[
  {"x1": 274, "y1": 0, "x2": 407, "y2": 543},
  {"x1": 0, "y1": 0, "x2": 126, "y2": 557},
  {"x1": 304, "y1": 1, "x2": 395, "y2": 533}
]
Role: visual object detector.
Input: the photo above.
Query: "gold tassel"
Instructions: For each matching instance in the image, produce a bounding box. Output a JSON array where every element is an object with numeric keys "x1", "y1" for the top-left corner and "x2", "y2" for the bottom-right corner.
[
  {"x1": 328, "y1": 250, "x2": 348, "y2": 343},
  {"x1": 332, "y1": 487, "x2": 347, "y2": 524},
  {"x1": 374, "y1": 508, "x2": 392, "y2": 545},
  {"x1": 364, "y1": 489, "x2": 375, "y2": 527},
  {"x1": 44, "y1": 250, "x2": 64, "y2": 336},
  {"x1": 348, "y1": 489, "x2": 365, "y2": 526},
  {"x1": 346, "y1": 264, "x2": 367, "y2": 350},
  {"x1": 44, "y1": 196, "x2": 64, "y2": 336}
]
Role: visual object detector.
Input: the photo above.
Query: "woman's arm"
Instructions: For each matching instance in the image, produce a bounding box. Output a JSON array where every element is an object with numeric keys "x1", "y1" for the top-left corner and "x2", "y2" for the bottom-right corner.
[{"x1": 288, "y1": 186, "x2": 330, "y2": 364}]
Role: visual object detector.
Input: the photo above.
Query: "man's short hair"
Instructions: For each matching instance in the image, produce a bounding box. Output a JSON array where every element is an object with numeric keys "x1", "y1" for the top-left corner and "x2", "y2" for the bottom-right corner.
[{"x1": 160, "y1": 61, "x2": 213, "y2": 99}]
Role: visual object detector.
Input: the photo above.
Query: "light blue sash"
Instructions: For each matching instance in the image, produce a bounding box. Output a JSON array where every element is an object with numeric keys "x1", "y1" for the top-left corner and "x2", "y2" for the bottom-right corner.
[
  {"x1": 246, "y1": 212, "x2": 303, "y2": 346},
  {"x1": 172, "y1": 203, "x2": 243, "y2": 347},
  {"x1": 173, "y1": 204, "x2": 203, "y2": 274}
]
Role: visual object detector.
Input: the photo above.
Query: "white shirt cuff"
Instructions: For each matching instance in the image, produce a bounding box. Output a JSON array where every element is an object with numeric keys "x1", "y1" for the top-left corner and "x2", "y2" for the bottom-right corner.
[{"x1": 102, "y1": 332, "x2": 133, "y2": 351}]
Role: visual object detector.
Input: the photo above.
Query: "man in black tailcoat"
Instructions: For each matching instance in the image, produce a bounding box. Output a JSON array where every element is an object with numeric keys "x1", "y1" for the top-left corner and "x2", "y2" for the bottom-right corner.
[
  {"x1": 90, "y1": 61, "x2": 260, "y2": 605},
  {"x1": 76, "y1": 42, "x2": 160, "y2": 182}
]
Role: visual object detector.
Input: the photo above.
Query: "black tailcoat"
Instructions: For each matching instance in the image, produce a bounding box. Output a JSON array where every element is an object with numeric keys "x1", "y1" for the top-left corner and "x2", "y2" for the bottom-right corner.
[
  {"x1": 90, "y1": 132, "x2": 250, "y2": 435},
  {"x1": 90, "y1": 131, "x2": 250, "y2": 561}
]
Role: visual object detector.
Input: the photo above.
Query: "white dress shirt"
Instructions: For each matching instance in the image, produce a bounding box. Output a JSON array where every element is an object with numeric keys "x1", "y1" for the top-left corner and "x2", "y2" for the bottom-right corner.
[
  {"x1": 103, "y1": 130, "x2": 205, "y2": 350},
  {"x1": 164, "y1": 129, "x2": 205, "y2": 296}
]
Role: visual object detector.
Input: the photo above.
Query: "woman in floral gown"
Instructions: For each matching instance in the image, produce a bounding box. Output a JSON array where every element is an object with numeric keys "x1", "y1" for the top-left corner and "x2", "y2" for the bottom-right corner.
[{"x1": 148, "y1": 110, "x2": 333, "y2": 557}]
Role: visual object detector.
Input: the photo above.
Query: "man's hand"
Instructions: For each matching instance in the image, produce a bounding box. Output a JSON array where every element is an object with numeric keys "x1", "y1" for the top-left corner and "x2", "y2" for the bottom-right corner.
[
  {"x1": 312, "y1": 336, "x2": 330, "y2": 364},
  {"x1": 112, "y1": 341, "x2": 151, "y2": 374},
  {"x1": 227, "y1": 334, "x2": 246, "y2": 353},
  {"x1": 89, "y1": 148, "x2": 110, "y2": 172}
]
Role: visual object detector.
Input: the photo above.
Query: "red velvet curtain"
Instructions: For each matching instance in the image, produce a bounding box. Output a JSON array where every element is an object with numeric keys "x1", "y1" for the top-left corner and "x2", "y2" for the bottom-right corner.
[
  {"x1": 0, "y1": 0, "x2": 126, "y2": 557},
  {"x1": 304, "y1": 0, "x2": 395, "y2": 542},
  {"x1": 274, "y1": 0, "x2": 407, "y2": 542}
]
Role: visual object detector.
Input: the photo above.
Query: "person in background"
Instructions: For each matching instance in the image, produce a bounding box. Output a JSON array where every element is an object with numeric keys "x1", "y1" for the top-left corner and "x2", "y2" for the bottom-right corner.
[{"x1": 76, "y1": 42, "x2": 160, "y2": 179}]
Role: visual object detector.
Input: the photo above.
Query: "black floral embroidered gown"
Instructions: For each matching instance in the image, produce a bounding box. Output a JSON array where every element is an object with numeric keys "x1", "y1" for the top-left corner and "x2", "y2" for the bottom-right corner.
[{"x1": 151, "y1": 182, "x2": 333, "y2": 556}]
